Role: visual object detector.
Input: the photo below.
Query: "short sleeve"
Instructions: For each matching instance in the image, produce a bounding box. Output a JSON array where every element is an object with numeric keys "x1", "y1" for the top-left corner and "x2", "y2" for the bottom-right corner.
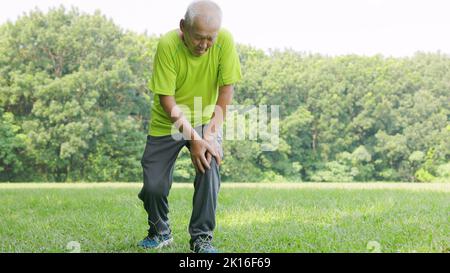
[
  {"x1": 149, "y1": 38, "x2": 176, "y2": 96},
  {"x1": 218, "y1": 30, "x2": 242, "y2": 87}
]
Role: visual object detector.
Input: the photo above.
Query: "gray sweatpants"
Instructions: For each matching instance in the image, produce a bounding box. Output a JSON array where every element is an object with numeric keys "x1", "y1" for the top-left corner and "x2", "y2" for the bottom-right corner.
[{"x1": 138, "y1": 125, "x2": 222, "y2": 244}]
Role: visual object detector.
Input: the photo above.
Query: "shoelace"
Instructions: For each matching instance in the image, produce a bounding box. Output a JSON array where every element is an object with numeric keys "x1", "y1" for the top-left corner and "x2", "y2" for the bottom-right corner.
[
  {"x1": 145, "y1": 235, "x2": 162, "y2": 244},
  {"x1": 195, "y1": 237, "x2": 213, "y2": 250}
]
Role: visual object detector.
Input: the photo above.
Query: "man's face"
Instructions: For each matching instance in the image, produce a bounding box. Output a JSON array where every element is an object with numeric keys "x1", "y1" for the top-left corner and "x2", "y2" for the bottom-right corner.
[{"x1": 181, "y1": 18, "x2": 219, "y2": 57}]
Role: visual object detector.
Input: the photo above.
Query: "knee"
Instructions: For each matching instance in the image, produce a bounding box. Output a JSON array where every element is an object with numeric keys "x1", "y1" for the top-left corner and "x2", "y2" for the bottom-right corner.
[
  {"x1": 200, "y1": 157, "x2": 220, "y2": 176},
  {"x1": 209, "y1": 157, "x2": 220, "y2": 170},
  {"x1": 141, "y1": 181, "x2": 166, "y2": 198}
]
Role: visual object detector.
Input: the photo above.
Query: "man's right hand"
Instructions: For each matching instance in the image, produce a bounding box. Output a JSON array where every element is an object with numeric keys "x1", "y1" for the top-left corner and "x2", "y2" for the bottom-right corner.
[{"x1": 189, "y1": 139, "x2": 218, "y2": 174}]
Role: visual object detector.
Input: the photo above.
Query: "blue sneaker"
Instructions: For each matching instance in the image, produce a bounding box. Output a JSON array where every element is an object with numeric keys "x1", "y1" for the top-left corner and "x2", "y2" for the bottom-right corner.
[
  {"x1": 190, "y1": 236, "x2": 218, "y2": 253},
  {"x1": 137, "y1": 234, "x2": 173, "y2": 249}
]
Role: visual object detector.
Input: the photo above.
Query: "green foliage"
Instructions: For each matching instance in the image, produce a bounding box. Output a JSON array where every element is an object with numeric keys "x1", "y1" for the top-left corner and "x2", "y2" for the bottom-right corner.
[
  {"x1": 173, "y1": 148, "x2": 196, "y2": 182},
  {"x1": 415, "y1": 169, "x2": 436, "y2": 183},
  {"x1": 0, "y1": 109, "x2": 27, "y2": 180},
  {"x1": 221, "y1": 140, "x2": 265, "y2": 182},
  {"x1": 310, "y1": 161, "x2": 355, "y2": 182},
  {"x1": 0, "y1": 7, "x2": 154, "y2": 181},
  {"x1": 435, "y1": 163, "x2": 450, "y2": 182}
]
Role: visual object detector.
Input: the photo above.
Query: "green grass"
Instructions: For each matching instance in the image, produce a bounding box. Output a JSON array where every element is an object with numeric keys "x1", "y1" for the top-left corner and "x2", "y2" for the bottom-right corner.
[{"x1": 0, "y1": 183, "x2": 448, "y2": 253}]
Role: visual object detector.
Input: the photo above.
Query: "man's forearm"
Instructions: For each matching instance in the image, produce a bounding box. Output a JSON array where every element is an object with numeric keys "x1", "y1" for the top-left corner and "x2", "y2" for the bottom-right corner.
[
  {"x1": 159, "y1": 85, "x2": 233, "y2": 140},
  {"x1": 159, "y1": 95, "x2": 201, "y2": 141},
  {"x1": 205, "y1": 85, "x2": 234, "y2": 138}
]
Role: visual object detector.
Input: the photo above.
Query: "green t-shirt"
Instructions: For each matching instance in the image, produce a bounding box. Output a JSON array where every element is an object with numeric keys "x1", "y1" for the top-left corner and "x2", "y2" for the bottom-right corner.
[{"x1": 148, "y1": 28, "x2": 242, "y2": 136}]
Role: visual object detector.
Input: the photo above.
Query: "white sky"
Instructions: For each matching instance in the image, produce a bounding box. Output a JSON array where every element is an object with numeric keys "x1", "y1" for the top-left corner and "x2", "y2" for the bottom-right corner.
[{"x1": 1, "y1": 0, "x2": 450, "y2": 56}]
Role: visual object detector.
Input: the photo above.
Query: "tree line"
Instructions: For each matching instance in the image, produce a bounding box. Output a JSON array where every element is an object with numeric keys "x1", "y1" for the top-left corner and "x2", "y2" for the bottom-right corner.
[{"x1": 1, "y1": 7, "x2": 449, "y2": 182}]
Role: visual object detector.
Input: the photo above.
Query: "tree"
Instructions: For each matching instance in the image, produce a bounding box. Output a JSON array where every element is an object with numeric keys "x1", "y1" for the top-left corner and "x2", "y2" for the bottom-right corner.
[
  {"x1": 0, "y1": 7, "x2": 157, "y2": 181},
  {"x1": 0, "y1": 109, "x2": 27, "y2": 181}
]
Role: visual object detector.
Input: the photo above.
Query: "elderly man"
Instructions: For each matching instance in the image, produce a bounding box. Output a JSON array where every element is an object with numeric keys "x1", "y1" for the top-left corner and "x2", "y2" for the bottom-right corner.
[{"x1": 137, "y1": 0, "x2": 241, "y2": 253}]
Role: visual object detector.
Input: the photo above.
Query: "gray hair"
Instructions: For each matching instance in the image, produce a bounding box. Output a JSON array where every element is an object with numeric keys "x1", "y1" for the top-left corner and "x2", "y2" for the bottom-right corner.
[{"x1": 184, "y1": 0, "x2": 222, "y2": 28}]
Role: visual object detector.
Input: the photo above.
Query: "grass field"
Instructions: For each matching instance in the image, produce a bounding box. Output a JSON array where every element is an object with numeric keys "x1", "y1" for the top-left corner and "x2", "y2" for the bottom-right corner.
[{"x1": 0, "y1": 182, "x2": 448, "y2": 253}]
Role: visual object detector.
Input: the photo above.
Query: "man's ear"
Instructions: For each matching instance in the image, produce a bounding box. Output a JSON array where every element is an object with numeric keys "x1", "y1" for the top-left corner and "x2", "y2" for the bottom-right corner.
[{"x1": 180, "y1": 19, "x2": 185, "y2": 32}]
